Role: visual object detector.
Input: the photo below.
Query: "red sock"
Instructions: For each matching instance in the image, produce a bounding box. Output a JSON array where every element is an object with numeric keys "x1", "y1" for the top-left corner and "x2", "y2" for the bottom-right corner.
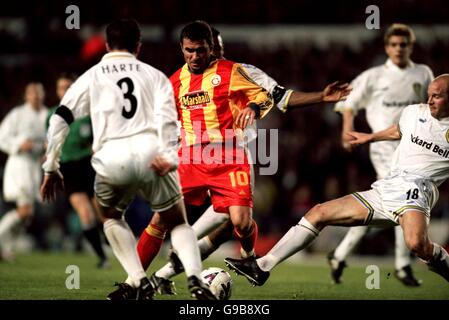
[
  {"x1": 234, "y1": 220, "x2": 258, "y2": 254},
  {"x1": 137, "y1": 223, "x2": 166, "y2": 270}
]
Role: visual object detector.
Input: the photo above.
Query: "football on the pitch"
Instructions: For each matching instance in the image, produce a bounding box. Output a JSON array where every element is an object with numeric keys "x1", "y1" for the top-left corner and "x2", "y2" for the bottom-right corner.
[{"x1": 200, "y1": 267, "x2": 233, "y2": 300}]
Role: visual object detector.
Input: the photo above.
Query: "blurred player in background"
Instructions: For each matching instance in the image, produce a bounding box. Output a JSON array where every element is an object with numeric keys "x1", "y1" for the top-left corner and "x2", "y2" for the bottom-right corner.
[
  {"x1": 114, "y1": 25, "x2": 351, "y2": 296},
  {"x1": 46, "y1": 73, "x2": 108, "y2": 268},
  {"x1": 329, "y1": 23, "x2": 434, "y2": 286},
  {"x1": 225, "y1": 74, "x2": 449, "y2": 286},
  {"x1": 41, "y1": 18, "x2": 215, "y2": 300},
  {"x1": 0, "y1": 82, "x2": 48, "y2": 261}
]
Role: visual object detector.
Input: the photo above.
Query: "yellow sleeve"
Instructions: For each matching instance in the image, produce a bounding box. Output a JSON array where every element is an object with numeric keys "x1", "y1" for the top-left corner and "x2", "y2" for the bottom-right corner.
[{"x1": 229, "y1": 63, "x2": 274, "y2": 119}]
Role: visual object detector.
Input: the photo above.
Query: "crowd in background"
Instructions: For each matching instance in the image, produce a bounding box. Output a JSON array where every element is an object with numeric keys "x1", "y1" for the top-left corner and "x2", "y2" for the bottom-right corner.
[{"x1": 1, "y1": 1, "x2": 449, "y2": 256}]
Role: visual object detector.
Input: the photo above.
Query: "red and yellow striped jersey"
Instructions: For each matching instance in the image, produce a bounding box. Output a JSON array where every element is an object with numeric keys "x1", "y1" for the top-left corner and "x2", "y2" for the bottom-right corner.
[{"x1": 170, "y1": 59, "x2": 273, "y2": 147}]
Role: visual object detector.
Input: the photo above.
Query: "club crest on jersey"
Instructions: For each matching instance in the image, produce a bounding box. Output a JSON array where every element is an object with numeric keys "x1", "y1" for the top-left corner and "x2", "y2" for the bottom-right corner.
[
  {"x1": 211, "y1": 74, "x2": 221, "y2": 86},
  {"x1": 181, "y1": 90, "x2": 211, "y2": 109},
  {"x1": 413, "y1": 82, "x2": 422, "y2": 98},
  {"x1": 446, "y1": 129, "x2": 449, "y2": 143}
]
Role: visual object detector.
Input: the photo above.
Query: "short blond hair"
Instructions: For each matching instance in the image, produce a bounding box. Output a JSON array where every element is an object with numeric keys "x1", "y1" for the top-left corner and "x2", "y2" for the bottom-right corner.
[{"x1": 384, "y1": 23, "x2": 416, "y2": 45}]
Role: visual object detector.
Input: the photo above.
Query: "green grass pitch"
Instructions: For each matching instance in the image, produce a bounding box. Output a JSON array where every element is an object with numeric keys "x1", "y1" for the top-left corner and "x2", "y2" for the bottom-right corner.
[{"x1": 0, "y1": 252, "x2": 448, "y2": 300}]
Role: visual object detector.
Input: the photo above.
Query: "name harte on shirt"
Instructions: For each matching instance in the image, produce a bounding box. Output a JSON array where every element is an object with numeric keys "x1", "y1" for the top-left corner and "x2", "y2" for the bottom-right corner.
[
  {"x1": 411, "y1": 134, "x2": 449, "y2": 158},
  {"x1": 101, "y1": 63, "x2": 141, "y2": 74}
]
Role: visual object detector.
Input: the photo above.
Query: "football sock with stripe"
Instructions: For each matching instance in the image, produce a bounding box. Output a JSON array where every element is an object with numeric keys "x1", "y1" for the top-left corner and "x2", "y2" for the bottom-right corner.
[{"x1": 257, "y1": 217, "x2": 319, "y2": 272}]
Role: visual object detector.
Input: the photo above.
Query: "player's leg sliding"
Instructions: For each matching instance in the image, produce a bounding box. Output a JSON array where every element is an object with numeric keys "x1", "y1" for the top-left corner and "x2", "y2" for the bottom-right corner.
[
  {"x1": 103, "y1": 218, "x2": 155, "y2": 300},
  {"x1": 225, "y1": 217, "x2": 318, "y2": 286},
  {"x1": 327, "y1": 226, "x2": 368, "y2": 284}
]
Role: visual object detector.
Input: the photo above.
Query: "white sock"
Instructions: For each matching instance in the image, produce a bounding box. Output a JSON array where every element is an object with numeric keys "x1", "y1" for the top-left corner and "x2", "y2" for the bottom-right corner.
[
  {"x1": 103, "y1": 219, "x2": 146, "y2": 288},
  {"x1": 257, "y1": 217, "x2": 319, "y2": 272},
  {"x1": 155, "y1": 262, "x2": 177, "y2": 280},
  {"x1": 0, "y1": 210, "x2": 21, "y2": 239},
  {"x1": 334, "y1": 226, "x2": 368, "y2": 261},
  {"x1": 170, "y1": 223, "x2": 202, "y2": 278},
  {"x1": 192, "y1": 205, "x2": 229, "y2": 239},
  {"x1": 394, "y1": 225, "x2": 411, "y2": 270},
  {"x1": 154, "y1": 236, "x2": 216, "y2": 280}
]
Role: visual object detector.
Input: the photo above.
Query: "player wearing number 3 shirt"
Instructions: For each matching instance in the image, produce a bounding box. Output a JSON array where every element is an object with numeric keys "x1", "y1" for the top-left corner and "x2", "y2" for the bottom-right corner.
[{"x1": 42, "y1": 19, "x2": 216, "y2": 300}]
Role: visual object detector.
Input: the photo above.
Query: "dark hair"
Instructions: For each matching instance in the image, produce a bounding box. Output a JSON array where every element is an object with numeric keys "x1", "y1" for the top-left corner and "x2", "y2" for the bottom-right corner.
[
  {"x1": 384, "y1": 23, "x2": 416, "y2": 45},
  {"x1": 106, "y1": 19, "x2": 141, "y2": 52},
  {"x1": 57, "y1": 72, "x2": 77, "y2": 82},
  {"x1": 211, "y1": 27, "x2": 220, "y2": 37},
  {"x1": 179, "y1": 20, "x2": 213, "y2": 47}
]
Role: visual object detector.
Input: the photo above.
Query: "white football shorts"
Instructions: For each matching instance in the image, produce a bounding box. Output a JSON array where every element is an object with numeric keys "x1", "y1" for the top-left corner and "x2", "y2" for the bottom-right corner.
[
  {"x1": 352, "y1": 171, "x2": 438, "y2": 225},
  {"x1": 91, "y1": 133, "x2": 182, "y2": 212},
  {"x1": 3, "y1": 155, "x2": 42, "y2": 206}
]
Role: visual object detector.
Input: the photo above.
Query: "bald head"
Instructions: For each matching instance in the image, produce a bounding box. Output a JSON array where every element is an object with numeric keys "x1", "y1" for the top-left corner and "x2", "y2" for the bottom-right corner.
[
  {"x1": 428, "y1": 74, "x2": 449, "y2": 119},
  {"x1": 433, "y1": 74, "x2": 449, "y2": 93}
]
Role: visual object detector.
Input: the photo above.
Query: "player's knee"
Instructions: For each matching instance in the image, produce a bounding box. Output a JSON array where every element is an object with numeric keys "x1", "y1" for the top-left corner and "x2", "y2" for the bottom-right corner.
[
  {"x1": 404, "y1": 234, "x2": 428, "y2": 257},
  {"x1": 233, "y1": 218, "x2": 252, "y2": 236}
]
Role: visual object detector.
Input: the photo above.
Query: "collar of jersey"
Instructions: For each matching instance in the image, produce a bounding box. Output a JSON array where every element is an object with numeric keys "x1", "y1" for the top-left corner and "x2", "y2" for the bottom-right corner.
[
  {"x1": 102, "y1": 52, "x2": 136, "y2": 60},
  {"x1": 385, "y1": 59, "x2": 414, "y2": 71}
]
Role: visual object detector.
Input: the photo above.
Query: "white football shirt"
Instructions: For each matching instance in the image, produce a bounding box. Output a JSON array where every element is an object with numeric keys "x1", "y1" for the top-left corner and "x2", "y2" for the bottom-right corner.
[
  {"x1": 390, "y1": 104, "x2": 449, "y2": 187},
  {"x1": 44, "y1": 51, "x2": 178, "y2": 173},
  {"x1": 335, "y1": 59, "x2": 434, "y2": 178}
]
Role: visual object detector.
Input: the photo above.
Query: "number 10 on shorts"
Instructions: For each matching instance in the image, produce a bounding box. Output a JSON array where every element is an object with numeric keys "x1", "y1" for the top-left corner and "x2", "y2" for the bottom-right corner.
[{"x1": 229, "y1": 171, "x2": 249, "y2": 187}]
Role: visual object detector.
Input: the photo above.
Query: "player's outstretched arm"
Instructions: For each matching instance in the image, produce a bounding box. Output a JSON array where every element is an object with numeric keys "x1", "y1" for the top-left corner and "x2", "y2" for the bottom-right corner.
[
  {"x1": 287, "y1": 81, "x2": 351, "y2": 109},
  {"x1": 348, "y1": 124, "x2": 401, "y2": 147},
  {"x1": 323, "y1": 81, "x2": 352, "y2": 102}
]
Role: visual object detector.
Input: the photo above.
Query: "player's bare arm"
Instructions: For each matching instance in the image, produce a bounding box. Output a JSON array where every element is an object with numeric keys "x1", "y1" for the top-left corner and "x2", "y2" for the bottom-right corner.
[
  {"x1": 341, "y1": 109, "x2": 355, "y2": 151},
  {"x1": 40, "y1": 170, "x2": 64, "y2": 202},
  {"x1": 287, "y1": 81, "x2": 351, "y2": 108},
  {"x1": 323, "y1": 81, "x2": 352, "y2": 102},
  {"x1": 348, "y1": 124, "x2": 401, "y2": 146}
]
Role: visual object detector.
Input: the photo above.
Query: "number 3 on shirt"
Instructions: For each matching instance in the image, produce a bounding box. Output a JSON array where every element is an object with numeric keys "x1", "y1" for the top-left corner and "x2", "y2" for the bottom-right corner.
[
  {"x1": 229, "y1": 171, "x2": 249, "y2": 188},
  {"x1": 117, "y1": 77, "x2": 138, "y2": 119}
]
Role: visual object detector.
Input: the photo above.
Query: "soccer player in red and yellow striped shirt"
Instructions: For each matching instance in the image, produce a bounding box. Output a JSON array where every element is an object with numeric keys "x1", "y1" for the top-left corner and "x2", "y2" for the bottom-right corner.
[{"x1": 135, "y1": 21, "x2": 273, "y2": 279}]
